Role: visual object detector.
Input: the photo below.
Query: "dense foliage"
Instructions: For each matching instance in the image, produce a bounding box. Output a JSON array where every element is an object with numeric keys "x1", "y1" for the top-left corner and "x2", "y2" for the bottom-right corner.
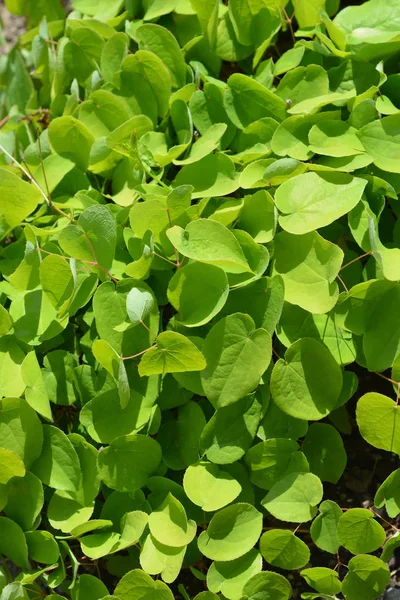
[{"x1": 1, "y1": 0, "x2": 400, "y2": 598}]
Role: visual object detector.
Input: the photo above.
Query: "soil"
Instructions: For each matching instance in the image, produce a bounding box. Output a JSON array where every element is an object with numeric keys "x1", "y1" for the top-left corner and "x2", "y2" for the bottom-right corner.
[{"x1": 0, "y1": 0, "x2": 25, "y2": 54}]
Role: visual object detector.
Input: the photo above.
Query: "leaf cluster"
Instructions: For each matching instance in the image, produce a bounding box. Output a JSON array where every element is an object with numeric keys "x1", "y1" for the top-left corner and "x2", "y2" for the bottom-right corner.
[{"x1": 1, "y1": 0, "x2": 400, "y2": 599}]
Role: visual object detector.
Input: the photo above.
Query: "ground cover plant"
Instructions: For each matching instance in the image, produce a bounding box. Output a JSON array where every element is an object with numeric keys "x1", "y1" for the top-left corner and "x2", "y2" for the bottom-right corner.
[{"x1": 1, "y1": 0, "x2": 400, "y2": 598}]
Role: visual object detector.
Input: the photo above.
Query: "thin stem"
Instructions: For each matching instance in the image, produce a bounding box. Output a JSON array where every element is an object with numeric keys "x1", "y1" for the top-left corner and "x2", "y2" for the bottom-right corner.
[
  {"x1": 37, "y1": 247, "x2": 71, "y2": 261},
  {"x1": 0, "y1": 141, "x2": 73, "y2": 220},
  {"x1": 122, "y1": 345, "x2": 157, "y2": 361},
  {"x1": 272, "y1": 347, "x2": 281, "y2": 359},
  {"x1": 152, "y1": 250, "x2": 179, "y2": 267},
  {"x1": 340, "y1": 251, "x2": 372, "y2": 271},
  {"x1": 374, "y1": 371, "x2": 400, "y2": 387},
  {"x1": 84, "y1": 233, "x2": 119, "y2": 283},
  {"x1": 165, "y1": 206, "x2": 181, "y2": 267},
  {"x1": 0, "y1": 142, "x2": 50, "y2": 206},
  {"x1": 94, "y1": 261, "x2": 119, "y2": 283},
  {"x1": 370, "y1": 506, "x2": 399, "y2": 531},
  {"x1": 334, "y1": 549, "x2": 348, "y2": 571},
  {"x1": 0, "y1": 115, "x2": 9, "y2": 128},
  {"x1": 337, "y1": 274, "x2": 349, "y2": 293},
  {"x1": 36, "y1": 126, "x2": 51, "y2": 201},
  {"x1": 281, "y1": 4, "x2": 295, "y2": 43},
  {"x1": 37, "y1": 247, "x2": 118, "y2": 282},
  {"x1": 140, "y1": 320, "x2": 158, "y2": 340}
]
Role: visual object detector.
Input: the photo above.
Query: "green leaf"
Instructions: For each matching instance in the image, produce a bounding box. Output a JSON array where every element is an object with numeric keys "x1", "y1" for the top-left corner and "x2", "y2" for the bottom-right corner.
[
  {"x1": 70, "y1": 520, "x2": 113, "y2": 538},
  {"x1": 148, "y1": 493, "x2": 196, "y2": 547},
  {"x1": 245, "y1": 439, "x2": 308, "y2": 491},
  {"x1": 275, "y1": 172, "x2": 366, "y2": 234},
  {"x1": 207, "y1": 549, "x2": 262, "y2": 600},
  {"x1": 26, "y1": 530, "x2": 60, "y2": 564},
  {"x1": 92, "y1": 339, "x2": 120, "y2": 380},
  {"x1": 100, "y1": 32, "x2": 129, "y2": 83},
  {"x1": 0, "y1": 517, "x2": 29, "y2": 569},
  {"x1": 71, "y1": 574, "x2": 109, "y2": 600},
  {"x1": 337, "y1": 508, "x2": 385, "y2": 554},
  {"x1": 71, "y1": 0, "x2": 123, "y2": 18},
  {"x1": 237, "y1": 190, "x2": 276, "y2": 243},
  {"x1": 0, "y1": 448, "x2": 25, "y2": 485},
  {"x1": 114, "y1": 569, "x2": 174, "y2": 600},
  {"x1": 0, "y1": 397, "x2": 43, "y2": 468},
  {"x1": 59, "y1": 205, "x2": 117, "y2": 273},
  {"x1": 375, "y1": 469, "x2": 400, "y2": 518},
  {"x1": 98, "y1": 434, "x2": 162, "y2": 492},
  {"x1": 277, "y1": 303, "x2": 356, "y2": 367},
  {"x1": 288, "y1": 90, "x2": 356, "y2": 116},
  {"x1": 118, "y1": 510, "x2": 149, "y2": 550},
  {"x1": 228, "y1": 0, "x2": 281, "y2": 47},
  {"x1": 258, "y1": 400, "x2": 308, "y2": 442},
  {"x1": 126, "y1": 285, "x2": 155, "y2": 324},
  {"x1": 260, "y1": 530, "x2": 310, "y2": 570},
  {"x1": 221, "y1": 276, "x2": 284, "y2": 336},
  {"x1": 69, "y1": 433, "x2": 101, "y2": 506},
  {"x1": 167, "y1": 219, "x2": 250, "y2": 274},
  {"x1": 167, "y1": 262, "x2": 229, "y2": 327},
  {"x1": 174, "y1": 123, "x2": 227, "y2": 165},
  {"x1": 78, "y1": 91, "x2": 129, "y2": 139},
  {"x1": 301, "y1": 567, "x2": 342, "y2": 595},
  {"x1": 0, "y1": 583, "x2": 29, "y2": 600},
  {"x1": 0, "y1": 338, "x2": 26, "y2": 398},
  {"x1": 262, "y1": 472, "x2": 323, "y2": 522},
  {"x1": 357, "y1": 114, "x2": 400, "y2": 173},
  {"x1": 48, "y1": 491, "x2": 94, "y2": 534},
  {"x1": 0, "y1": 169, "x2": 43, "y2": 234},
  {"x1": 301, "y1": 424, "x2": 347, "y2": 484},
  {"x1": 201, "y1": 313, "x2": 271, "y2": 408},
  {"x1": 120, "y1": 51, "x2": 171, "y2": 119},
  {"x1": 48, "y1": 116, "x2": 95, "y2": 171},
  {"x1": 140, "y1": 533, "x2": 186, "y2": 584},
  {"x1": 356, "y1": 392, "x2": 400, "y2": 454},
  {"x1": 310, "y1": 500, "x2": 342, "y2": 554},
  {"x1": 42, "y1": 350, "x2": 77, "y2": 407},
  {"x1": 31, "y1": 425, "x2": 81, "y2": 492},
  {"x1": 272, "y1": 112, "x2": 341, "y2": 161},
  {"x1": 157, "y1": 400, "x2": 206, "y2": 470},
  {"x1": 39, "y1": 254, "x2": 74, "y2": 310},
  {"x1": 363, "y1": 284, "x2": 400, "y2": 371},
  {"x1": 21, "y1": 352, "x2": 53, "y2": 421},
  {"x1": 138, "y1": 331, "x2": 206, "y2": 376},
  {"x1": 136, "y1": 25, "x2": 186, "y2": 89},
  {"x1": 272, "y1": 231, "x2": 343, "y2": 314},
  {"x1": 381, "y1": 531, "x2": 400, "y2": 562},
  {"x1": 342, "y1": 555, "x2": 389, "y2": 600},
  {"x1": 224, "y1": 74, "x2": 287, "y2": 128},
  {"x1": 200, "y1": 395, "x2": 263, "y2": 464},
  {"x1": 0, "y1": 305, "x2": 12, "y2": 336},
  {"x1": 271, "y1": 338, "x2": 343, "y2": 421},
  {"x1": 183, "y1": 461, "x2": 242, "y2": 511},
  {"x1": 4, "y1": 472, "x2": 43, "y2": 531},
  {"x1": 80, "y1": 531, "x2": 120, "y2": 560},
  {"x1": 198, "y1": 503, "x2": 263, "y2": 561},
  {"x1": 241, "y1": 571, "x2": 292, "y2": 600},
  {"x1": 190, "y1": 0, "x2": 219, "y2": 47},
  {"x1": 172, "y1": 153, "x2": 240, "y2": 199},
  {"x1": 276, "y1": 65, "x2": 330, "y2": 109},
  {"x1": 80, "y1": 382, "x2": 157, "y2": 444},
  {"x1": 309, "y1": 120, "x2": 366, "y2": 157}
]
